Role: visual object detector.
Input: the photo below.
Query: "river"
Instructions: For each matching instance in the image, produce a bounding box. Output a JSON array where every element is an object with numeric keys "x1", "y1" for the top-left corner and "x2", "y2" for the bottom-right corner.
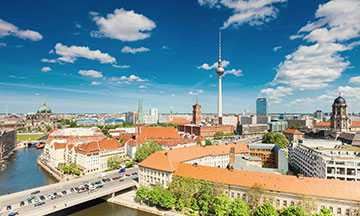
[{"x1": 0, "y1": 148, "x2": 154, "y2": 216}]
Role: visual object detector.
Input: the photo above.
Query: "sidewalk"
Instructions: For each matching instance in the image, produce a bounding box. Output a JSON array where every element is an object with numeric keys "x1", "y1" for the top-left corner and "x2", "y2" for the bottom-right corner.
[{"x1": 108, "y1": 190, "x2": 185, "y2": 216}]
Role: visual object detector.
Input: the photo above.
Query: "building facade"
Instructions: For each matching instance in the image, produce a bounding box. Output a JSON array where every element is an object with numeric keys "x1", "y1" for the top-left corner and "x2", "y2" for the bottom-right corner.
[
  {"x1": 330, "y1": 96, "x2": 350, "y2": 133},
  {"x1": 192, "y1": 103, "x2": 201, "y2": 125},
  {"x1": 0, "y1": 130, "x2": 16, "y2": 158},
  {"x1": 26, "y1": 101, "x2": 57, "y2": 132},
  {"x1": 256, "y1": 98, "x2": 268, "y2": 116}
]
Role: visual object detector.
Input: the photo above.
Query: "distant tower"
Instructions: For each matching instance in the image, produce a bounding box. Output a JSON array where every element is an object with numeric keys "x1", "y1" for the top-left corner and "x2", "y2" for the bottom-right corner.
[
  {"x1": 216, "y1": 31, "x2": 225, "y2": 125},
  {"x1": 5, "y1": 104, "x2": 8, "y2": 117},
  {"x1": 136, "y1": 99, "x2": 145, "y2": 124},
  {"x1": 169, "y1": 106, "x2": 174, "y2": 115},
  {"x1": 256, "y1": 98, "x2": 268, "y2": 116},
  {"x1": 330, "y1": 94, "x2": 349, "y2": 132},
  {"x1": 192, "y1": 99, "x2": 202, "y2": 125}
]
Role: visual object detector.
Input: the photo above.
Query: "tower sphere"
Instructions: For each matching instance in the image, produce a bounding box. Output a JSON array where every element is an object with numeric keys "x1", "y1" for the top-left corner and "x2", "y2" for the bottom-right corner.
[{"x1": 216, "y1": 65, "x2": 224, "y2": 76}]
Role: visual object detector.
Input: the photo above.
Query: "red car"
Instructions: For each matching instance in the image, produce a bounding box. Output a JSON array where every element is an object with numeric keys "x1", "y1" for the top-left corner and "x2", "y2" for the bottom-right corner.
[
  {"x1": 125, "y1": 173, "x2": 130, "y2": 177},
  {"x1": 115, "y1": 177, "x2": 119, "y2": 180}
]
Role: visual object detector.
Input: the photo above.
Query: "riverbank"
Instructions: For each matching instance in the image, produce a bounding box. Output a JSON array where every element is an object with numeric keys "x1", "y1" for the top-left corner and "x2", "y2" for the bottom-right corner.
[
  {"x1": 107, "y1": 190, "x2": 185, "y2": 216},
  {"x1": 37, "y1": 157, "x2": 64, "y2": 181}
]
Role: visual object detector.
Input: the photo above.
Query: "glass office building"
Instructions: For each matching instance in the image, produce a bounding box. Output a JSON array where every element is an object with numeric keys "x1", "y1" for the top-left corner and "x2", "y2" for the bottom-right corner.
[{"x1": 256, "y1": 98, "x2": 268, "y2": 116}]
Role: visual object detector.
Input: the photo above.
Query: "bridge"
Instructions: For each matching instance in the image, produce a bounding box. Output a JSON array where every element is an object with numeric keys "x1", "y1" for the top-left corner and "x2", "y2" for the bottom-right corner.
[{"x1": 0, "y1": 167, "x2": 138, "y2": 216}]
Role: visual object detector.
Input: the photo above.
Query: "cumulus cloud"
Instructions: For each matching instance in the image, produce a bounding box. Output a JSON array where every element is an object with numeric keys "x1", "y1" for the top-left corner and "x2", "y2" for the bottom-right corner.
[
  {"x1": 109, "y1": 74, "x2": 147, "y2": 83},
  {"x1": 54, "y1": 43, "x2": 116, "y2": 64},
  {"x1": 0, "y1": 19, "x2": 43, "y2": 41},
  {"x1": 0, "y1": 42, "x2": 6, "y2": 47},
  {"x1": 90, "y1": 81, "x2": 102, "y2": 86},
  {"x1": 138, "y1": 85, "x2": 147, "y2": 89},
  {"x1": 189, "y1": 89, "x2": 204, "y2": 95},
  {"x1": 171, "y1": 93, "x2": 176, "y2": 97},
  {"x1": 121, "y1": 46, "x2": 150, "y2": 54},
  {"x1": 41, "y1": 58, "x2": 57, "y2": 63},
  {"x1": 112, "y1": 64, "x2": 130, "y2": 69},
  {"x1": 349, "y1": 76, "x2": 360, "y2": 85},
  {"x1": 197, "y1": 0, "x2": 287, "y2": 29},
  {"x1": 78, "y1": 70, "x2": 103, "y2": 78},
  {"x1": 35, "y1": 93, "x2": 40, "y2": 96},
  {"x1": 272, "y1": 0, "x2": 360, "y2": 90},
  {"x1": 337, "y1": 86, "x2": 360, "y2": 99},
  {"x1": 224, "y1": 69, "x2": 243, "y2": 77},
  {"x1": 197, "y1": 60, "x2": 230, "y2": 70},
  {"x1": 273, "y1": 46, "x2": 282, "y2": 52},
  {"x1": 91, "y1": 8, "x2": 156, "y2": 42},
  {"x1": 260, "y1": 86, "x2": 292, "y2": 103},
  {"x1": 89, "y1": 11, "x2": 99, "y2": 16},
  {"x1": 41, "y1": 67, "x2": 52, "y2": 72}
]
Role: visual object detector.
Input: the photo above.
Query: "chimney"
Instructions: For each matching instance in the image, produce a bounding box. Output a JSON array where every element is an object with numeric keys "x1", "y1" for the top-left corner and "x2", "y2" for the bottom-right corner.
[
  {"x1": 227, "y1": 147, "x2": 235, "y2": 171},
  {"x1": 297, "y1": 174, "x2": 304, "y2": 179},
  {"x1": 164, "y1": 152, "x2": 168, "y2": 156},
  {"x1": 193, "y1": 163, "x2": 198, "y2": 167}
]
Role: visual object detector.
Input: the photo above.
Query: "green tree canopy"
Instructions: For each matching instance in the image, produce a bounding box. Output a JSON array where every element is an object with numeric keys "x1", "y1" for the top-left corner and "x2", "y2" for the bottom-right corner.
[
  {"x1": 230, "y1": 197, "x2": 250, "y2": 216},
  {"x1": 312, "y1": 208, "x2": 334, "y2": 216},
  {"x1": 134, "y1": 141, "x2": 163, "y2": 162},
  {"x1": 168, "y1": 176, "x2": 200, "y2": 207},
  {"x1": 211, "y1": 193, "x2": 232, "y2": 216},
  {"x1": 214, "y1": 131, "x2": 225, "y2": 139},
  {"x1": 136, "y1": 186, "x2": 150, "y2": 203},
  {"x1": 262, "y1": 132, "x2": 289, "y2": 148},
  {"x1": 159, "y1": 190, "x2": 176, "y2": 209},
  {"x1": 148, "y1": 188, "x2": 162, "y2": 206},
  {"x1": 205, "y1": 139, "x2": 212, "y2": 146},
  {"x1": 279, "y1": 206, "x2": 307, "y2": 216},
  {"x1": 252, "y1": 203, "x2": 278, "y2": 216},
  {"x1": 107, "y1": 154, "x2": 125, "y2": 169}
]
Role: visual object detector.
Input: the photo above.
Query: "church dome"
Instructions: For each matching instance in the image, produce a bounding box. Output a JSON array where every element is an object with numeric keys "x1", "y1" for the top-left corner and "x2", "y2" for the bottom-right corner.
[
  {"x1": 334, "y1": 96, "x2": 346, "y2": 105},
  {"x1": 37, "y1": 101, "x2": 52, "y2": 113}
]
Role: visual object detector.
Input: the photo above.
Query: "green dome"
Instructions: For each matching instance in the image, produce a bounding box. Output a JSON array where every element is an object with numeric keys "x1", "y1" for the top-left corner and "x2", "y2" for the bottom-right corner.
[{"x1": 37, "y1": 101, "x2": 52, "y2": 114}]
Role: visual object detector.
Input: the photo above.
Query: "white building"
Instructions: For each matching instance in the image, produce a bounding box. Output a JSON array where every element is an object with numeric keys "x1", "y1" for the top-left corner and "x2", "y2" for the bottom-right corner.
[{"x1": 289, "y1": 139, "x2": 360, "y2": 181}]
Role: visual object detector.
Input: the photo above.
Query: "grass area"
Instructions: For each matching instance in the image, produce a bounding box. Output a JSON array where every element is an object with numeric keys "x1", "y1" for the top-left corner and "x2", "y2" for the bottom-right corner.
[{"x1": 17, "y1": 134, "x2": 45, "y2": 141}]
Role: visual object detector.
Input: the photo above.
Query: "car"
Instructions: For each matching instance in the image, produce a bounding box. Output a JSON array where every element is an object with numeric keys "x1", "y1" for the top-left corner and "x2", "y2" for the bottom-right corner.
[
  {"x1": 6, "y1": 205, "x2": 11, "y2": 210},
  {"x1": 75, "y1": 187, "x2": 79, "y2": 191},
  {"x1": 8, "y1": 210, "x2": 19, "y2": 216},
  {"x1": 96, "y1": 185, "x2": 103, "y2": 189},
  {"x1": 112, "y1": 177, "x2": 116, "y2": 181},
  {"x1": 84, "y1": 184, "x2": 89, "y2": 188},
  {"x1": 115, "y1": 177, "x2": 119, "y2": 180},
  {"x1": 53, "y1": 192, "x2": 57, "y2": 196},
  {"x1": 61, "y1": 190, "x2": 67, "y2": 195},
  {"x1": 118, "y1": 168, "x2": 126, "y2": 173},
  {"x1": 20, "y1": 201, "x2": 25, "y2": 206},
  {"x1": 70, "y1": 188, "x2": 74, "y2": 192},
  {"x1": 31, "y1": 190, "x2": 40, "y2": 195},
  {"x1": 125, "y1": 173, "x2": 130, "y2": 177},
  {"x1": 119, "y1": 175, "x2": 123, "y2": 179},
  {"x1": 120, "y1": 179, "x2": 124, "y2": 182},
  {"x1": 134, "y1": 171, "x2": 138, "y2": 175},
  {"x1": 39, "y1": 195, "x2": 45, "y2": 200},
  {"x1": 55, "y1": 185, "x2": 63, "y2": 190},
  {"x1": 34, "y1": 201, "x2": 45, "y2": 207},
  {"x1": 47, "y1": 194, "x2": 52, "y2": 198}
]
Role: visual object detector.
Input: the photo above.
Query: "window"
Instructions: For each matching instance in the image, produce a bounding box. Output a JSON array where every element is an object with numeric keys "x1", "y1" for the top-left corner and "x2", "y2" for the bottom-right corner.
[
  {"x1": 346, "y1": 209, "x2": 350, "y2": 216},
  {"x1": 291, "y1": 201, "x2": 294, "y2": 206},
  {"x1": 237, "y1": 193, "x2": 240, "y2": 198},
  {"x1": 337, "y1": 208, "x2": 341, "y2": 215},
  {"x1": 283, "y1": 200, "x2": 287, "y2": 207},
  {"x1": 231, "y1": 192, "x2": 234, "y2": 198},
  {"x1": 276, "y1": 199, "x2": 280, "y2": 206},
  {"x1": 242, "y1": 194, "x2": 246, "y2": 201},
  {"x1": 329, "y1": 207, "x2": 333, "y2": 213}
]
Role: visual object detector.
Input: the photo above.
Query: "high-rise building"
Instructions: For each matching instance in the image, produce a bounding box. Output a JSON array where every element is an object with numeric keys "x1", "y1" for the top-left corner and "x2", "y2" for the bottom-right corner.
[
  {"x1": 136, "y1": 99, "x2": 145, "y2": 124},
  {"x1": 192, "y1": 102, "x2": 201, "y2": 125},
  {"x1": 256, "y1": 98, "x2": 268, "y2": 116},
  {"x1": 330, "y1": 95, "x2": 349, "y2": 132},
  {"x1": 216, "y1": 32, "x2": 224, "y2": 124},
  {"x1": 150, "y1": 108, "x2": 158, "y2": 117},
  {"x1": 313, "y1": 110, "x2": 323, "y2": 120}
]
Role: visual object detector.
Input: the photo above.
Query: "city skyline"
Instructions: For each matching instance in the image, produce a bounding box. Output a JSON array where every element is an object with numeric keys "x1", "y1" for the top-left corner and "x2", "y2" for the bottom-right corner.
[{"x1": 1, "y1": 0, "x2": 360, "y2": 114}]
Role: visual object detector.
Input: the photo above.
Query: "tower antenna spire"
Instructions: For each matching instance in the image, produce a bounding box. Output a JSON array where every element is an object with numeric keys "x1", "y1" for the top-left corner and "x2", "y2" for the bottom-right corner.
[{"x1": 219, "y1": 31, "x2": 221, "y2": 62}]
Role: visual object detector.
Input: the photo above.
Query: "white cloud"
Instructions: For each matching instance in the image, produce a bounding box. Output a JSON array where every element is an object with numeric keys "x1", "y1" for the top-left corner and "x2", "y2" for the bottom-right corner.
[
  {"x1": 90, "y1": 81, "x2": 102, "y2": 86},
  {"x1": 197, "y1": 60, "x2": 230, "y2": 70},
  {"x1": 260, "y1": 86, "x2": 292, "y2": 102},
  {"x1": 55, "y1": 43, "x2": 116, "y2": 64},
  {"x1": 273, "y1": 46, "x2": 281, "y2": 52},
  {"x1": 317, "y1": 94, "x2": 333, "y2": 100},
  {"x1": 41, "y1": 67, "x2": 52, "y2": 72},
  {"x1": 41, "y1": 58, "x2": 57, "y2": 63},
  {"x1": 0, "y1": 19, "x2": 43, "y2": 41},
  {"x1": 349, "y1": 76, "x2": 360, "y2": 85},
  {"x1": 337, "y1": 86, "x2": 360, "y2": 100},
  {"x1": 48, "y1": 49, "x2": 54, "y2": 54},
  {"x1": 272, "y1": 0, "x2": 360, "y2": 90},
  {"x1": 0, "y1": 42, "x2": 6, "y2": 47},
  {"x1": 8, "y1": 75, "x2": 25, "y2": 79},
  {"x1": 121, "y1": 46, "x2": 150, "y2": 54},
  {"x1": 91, "y1": 8, "x2": 156, "y2": 42},
  {"x1": 89, "y1": 11, "x2": 99, "y2": 16},
  {"x1": 35, "y1": 93, "x2": 40, "y2": 96},
  {"x1": 75, "y1": 24, "x2": 81, "y2": 29},
  {"x1": 138, "y1": 85, "x2": 147, "y2": 89},
  {"x1": 112, "y1": 64, "x2": 130, "y2": 69},
  {"x1": 78, "y1": 70, "x2": 103, "y2": 78},
  {"x1": 189, "y1": 89, "x2": 204, "y2": 95},
  {"x1": 161, "y1": 45, "x2": 170, "y2": 50},
  {"x1": 109, "y1": 74, "x2": 147, "y2": 83},
  {"x1": 224, "y1": 69, "x2": 243, "y2": 77},
  {"x1": 197, "y1": 0, "x2": 287, "y2": 29},
  {"x1": 171, "y1": 93, "x2": 176, "y2": 97}
]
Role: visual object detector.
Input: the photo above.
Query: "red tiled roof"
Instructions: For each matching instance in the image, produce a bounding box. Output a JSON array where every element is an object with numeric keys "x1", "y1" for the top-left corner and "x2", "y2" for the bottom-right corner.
[
  {"x1": 138, "y1": 127, "x2": 181, "y2": 140},
  {"x1": 170, "y1": 118, "x2": 191, "y2": 125},
  {"x1": 283, "y1": 129, "x2": 302, "y2": 135},
  {"x1": 314, "y1": 122, "x2": 330, "y2": 127},
  {"x1": 351, "y1": 121, "x2": 360, "y2": 128},
  {"x1": 139, "y1": 143, "x2": 249, "y2": 172},
  {"x1": 54, "y1": 142, "x2": 66, "y2": 149},
  {"x1": 174, "y1": 163, "x2": 360, "y2": 202}
]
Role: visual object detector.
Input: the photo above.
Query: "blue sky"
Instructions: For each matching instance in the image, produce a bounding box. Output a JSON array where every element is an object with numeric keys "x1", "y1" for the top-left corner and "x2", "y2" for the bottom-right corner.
[{"x1": 1, "y1": 0, "x2": 360, "y2": 114}]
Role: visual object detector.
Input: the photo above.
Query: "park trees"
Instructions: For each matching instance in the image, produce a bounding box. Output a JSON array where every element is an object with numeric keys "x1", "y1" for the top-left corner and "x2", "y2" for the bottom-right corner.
[
  {"x1": 134, "y1": 141, "x2": 163, "y2": 162},
  {"x1": 107, "y1": 154, "x2": 125, "y2": 169},
  {"x1": 279, "y1": 206, "x2": 307, "y2": 216},
  {"x1": 211, "y1": 193, "x2": 232, "y2": 216},
  {"x1": 262, "y1": 132, "x2": 289, "y2": 148},
  {"x1": 252, "y1": 203, "x2": 279, "y2": 216},
  {"x1": 136, "y1": 186, "x2": 150, "y2": 204},
  {"x1": 214, "y1": 131, "x2": 225, "y2": 139},
  {"x1": 312, "y1": 208, "x2": 334, "y2": 216},
  {"x1": 231, "y1": 198, "x2": 250, "y2": 216}
]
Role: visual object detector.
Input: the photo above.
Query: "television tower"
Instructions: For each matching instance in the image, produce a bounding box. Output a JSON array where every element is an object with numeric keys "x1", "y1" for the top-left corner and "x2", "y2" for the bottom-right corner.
[{"x1": 216, "y1": 31, "x2": 224, "y2": 124}]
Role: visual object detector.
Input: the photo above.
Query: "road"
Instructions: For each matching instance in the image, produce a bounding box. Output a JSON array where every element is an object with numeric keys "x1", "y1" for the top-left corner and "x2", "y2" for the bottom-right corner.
[{"x1": 0, "y1": 167, "x2": 139, "y2": 216}]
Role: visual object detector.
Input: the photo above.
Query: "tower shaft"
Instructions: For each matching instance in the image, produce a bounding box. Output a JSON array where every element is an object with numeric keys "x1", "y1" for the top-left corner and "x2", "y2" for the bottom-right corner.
[{"x1": 218, "y1": 76, "x2": 222, "y2": 118}]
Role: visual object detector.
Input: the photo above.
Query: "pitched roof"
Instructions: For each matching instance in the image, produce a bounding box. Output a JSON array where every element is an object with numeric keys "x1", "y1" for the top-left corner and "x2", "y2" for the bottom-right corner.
[
  {"x1": 170, "y1": 118, "x2": 191, "y2": 125},
  {"x1": 283, "y1": 129, "x2": 303, "y2": 135},
  {"x1": 54, "y1": 142, "x2": 66, "y2": 149},
  {"x1": 314, "y1": 122, "x2": 330, "y2": 127},
  {"x1": 139, "y1": 143, "x2": 248, "y2": 172},
  {"x1": 138, "y1": 127, "x2": 181, "y2": 140},
  {"x1": 351, "y1": 121, "x2": 360, "y2": 128},
  {"x1": 174, "y1": 163, "x2": 360, "y2": 202}
]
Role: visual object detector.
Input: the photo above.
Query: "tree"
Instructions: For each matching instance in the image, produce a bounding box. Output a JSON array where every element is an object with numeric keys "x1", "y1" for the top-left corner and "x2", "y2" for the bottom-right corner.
[
  {"x1": 214, "y1": 131, "x2": 225, "y2": 139},
  {"x1": 262, "y1": 132, "x2": 289, "y2": 148},
  {"x1": 230, "y1": 198, "x2": 250, "y2": 216},
  {"x1": 134, "y1": 141, "x2": 163, "y2": 162},
  {"x1": 252, "y1": 203, "x2": 278, "y2": 216},
  {"x1": 312, "y1": 208, "x2": 333, "y2": 216},
  {"x1": 159, "y1": 190, "x2": 176, "y2": 209},
  {"x1": 125, "y1": 161, "x2": 135, "y2": 167},
  {"x1": 211, "y1": 193, "x2": 232, "y2": 216},
  {"x1": 288, "y1": 123, "x2": 302, "y2": 130},
  {"x1": 246, "y1": 183, "x2": 270, "y2": 209},
  {"x1": 177, "y1": 198, "x2": 185, "y2": 210},
  {"x1": 107, "y1": 154, "x2": 124, "y2": 169},
  {"x1": 69, "y1": 121, "x2": 77, "y2": 128},
  {"x1": 205, "y1": 139, "x2": 212, "y2": 146},
  {"x1": 136, "y1": 186, "x2": 150, "y2": 204},
  {"x1": 279, "y1": 206, "x2": 307, "y2": 216},
  {"x1": 168, "y1": 176, "x2": 200, "y2": 207},
  {"x1": 148, "y1": 188, "x2": 162, "y2": 206},
  {"x1": 298, "y1": 195, "x2": 318, "y2": 215},
  {"x1": 196, "y1": 140, "x2": 203, "y2": 146}
]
